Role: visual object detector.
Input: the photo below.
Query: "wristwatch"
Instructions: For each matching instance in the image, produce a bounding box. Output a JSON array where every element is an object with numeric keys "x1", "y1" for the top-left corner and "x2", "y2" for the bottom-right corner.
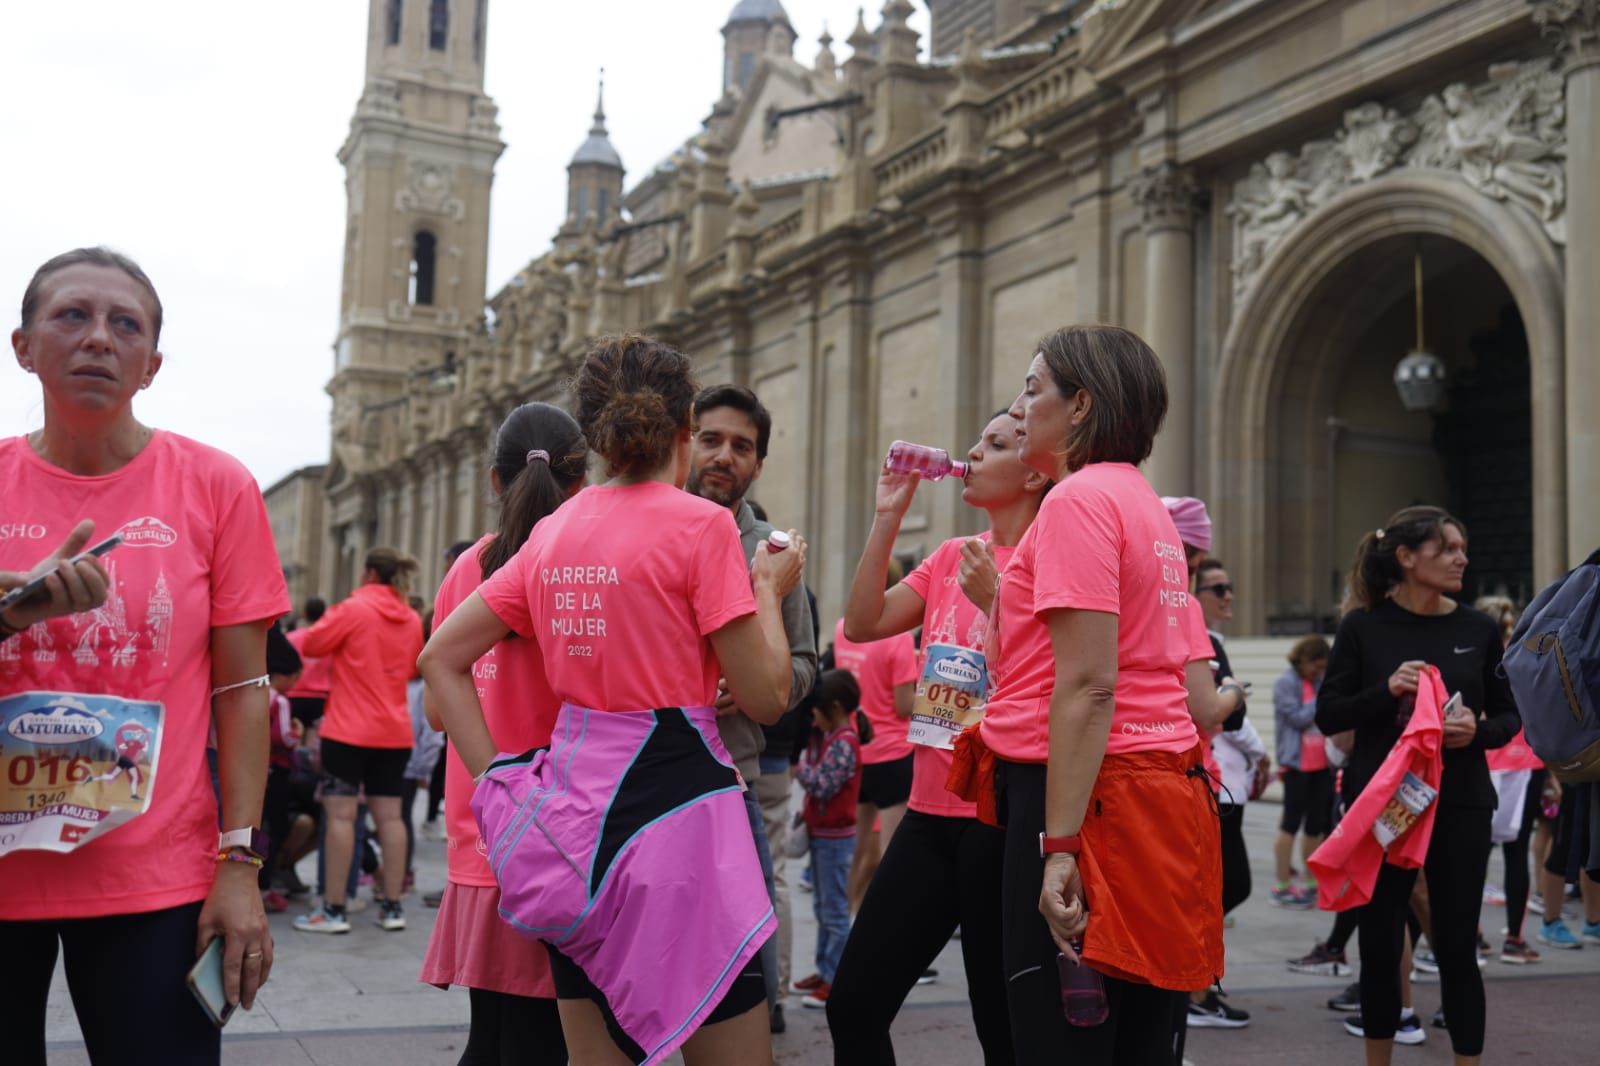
[
  {"x1": 1039, "y1": 832, "x2": 1081, "y2": 858},
  {"x1": 218, "y1": 828, "x2": 269, "y2": 859}
]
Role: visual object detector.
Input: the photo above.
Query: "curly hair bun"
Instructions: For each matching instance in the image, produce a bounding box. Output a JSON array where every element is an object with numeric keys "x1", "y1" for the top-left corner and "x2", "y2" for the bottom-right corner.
[{"x1": 574, "y1": 335, "x2": 696, "y2": 479}]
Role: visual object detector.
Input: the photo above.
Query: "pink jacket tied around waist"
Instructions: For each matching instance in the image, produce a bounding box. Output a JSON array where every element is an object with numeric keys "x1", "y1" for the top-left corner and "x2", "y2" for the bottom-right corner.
[
  {"x1": 472, "y1": 703, "x2": 775, "y2": 1065},
  {"x1": 1308, "y1": 665, "x2": 1445, "y2": 911}
]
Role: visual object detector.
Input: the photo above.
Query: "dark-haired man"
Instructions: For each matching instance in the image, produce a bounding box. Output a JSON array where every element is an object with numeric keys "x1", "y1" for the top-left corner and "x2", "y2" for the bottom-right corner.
[{"x1": 687, "y1": 384, "x2": 817, "y2": 1034}]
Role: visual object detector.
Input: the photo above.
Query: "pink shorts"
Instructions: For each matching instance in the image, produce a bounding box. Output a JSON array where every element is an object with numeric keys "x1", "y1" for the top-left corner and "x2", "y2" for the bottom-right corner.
[{"x1": 419, "y1": 882, "x2": 555, "y2": 999}]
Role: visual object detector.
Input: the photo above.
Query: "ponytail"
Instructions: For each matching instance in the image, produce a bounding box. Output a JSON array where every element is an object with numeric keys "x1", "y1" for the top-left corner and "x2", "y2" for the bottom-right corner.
[
  {"x1": 364, "y1": 547, "x2": 419, "y2": 594},
  {"x1": 479, "y1": 403, "x2": 589, "y2": 580},
  {"x1": 853, "y1": 708, "x2": 875, "y2": 747},
  {"x1": 1344, "y1": 505, "x2": 1465, "y2": 612}
]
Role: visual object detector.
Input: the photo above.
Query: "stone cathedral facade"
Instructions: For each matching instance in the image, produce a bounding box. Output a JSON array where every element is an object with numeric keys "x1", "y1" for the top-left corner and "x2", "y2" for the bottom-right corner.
[{"x1": 280, "y1": 0, "x2": 1600, "y2": 635}]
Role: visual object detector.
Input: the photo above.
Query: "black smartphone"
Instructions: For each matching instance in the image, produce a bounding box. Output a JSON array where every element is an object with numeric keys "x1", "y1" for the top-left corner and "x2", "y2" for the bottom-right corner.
[{"x1": 0, "y1": 534, "x2": 122, "y2": 612}]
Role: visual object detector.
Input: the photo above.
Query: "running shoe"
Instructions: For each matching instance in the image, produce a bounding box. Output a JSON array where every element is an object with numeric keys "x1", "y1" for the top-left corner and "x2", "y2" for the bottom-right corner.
[
  {"x1": 802, "y1": 982, "x2": 831, "y2": 1009},
  {"x1": 1412, "y1": 947, "x2": 1439, "y2": 973},
  {"x1": 378, "y1": 899, "x2": 406, "y2": 931},
  {"x1": 917, "y1": 968, "x2": 938, "y2": 985},
  {"x1": 1431, "y1": 1007, "x2": 1447, "y2": 1030},
  {"x1": 1343, "y1": 1013, "x2": 1426, "y2": 1045},
  {"x1": 261, "y1": 889, "x2": 289, "y2": 914},
  {"x1": 1186, "y1": 991, "x2": 1249, "y2": 1029},
  {"x1": 1500, "y1": 936, "x2": 1542, "y2": 964},
  {"x1": 1537, "y1": 919, "x2": 1583, "y2": 949},
  {"x1": 1326, "y1": 982, "x2": 1360, "y2": 1012},
  {"x1": 791, "y1": 973, "x2": 825, "y2": 993},
  {"x1": 1269, "y1": 885, "x2": 1315, "y2": 909},
  {"x1": 1482, "y1": 882, "x2": 1506, "y2": 906},
  {"x1": 1288, "y1": 941, "x2": 1350, "y2": 977},
  {"x1": 294, "y1": 906, "x2": 351, "y2": 934},
  {"x1": 1584, "y1": 920, "x2": 1600, "y2": 945}
]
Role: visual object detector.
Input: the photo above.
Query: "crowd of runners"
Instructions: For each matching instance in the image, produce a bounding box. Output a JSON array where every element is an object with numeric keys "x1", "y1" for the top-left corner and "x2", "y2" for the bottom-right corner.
[{"x1": 3, "y1": 247, "x2": 1598, "y2": 1066}]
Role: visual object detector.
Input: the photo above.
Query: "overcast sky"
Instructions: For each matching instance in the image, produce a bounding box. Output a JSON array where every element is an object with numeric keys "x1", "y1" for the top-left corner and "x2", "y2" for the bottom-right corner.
[{"x1": 1, "y1": 1, "x2": 928, "y2": 490}]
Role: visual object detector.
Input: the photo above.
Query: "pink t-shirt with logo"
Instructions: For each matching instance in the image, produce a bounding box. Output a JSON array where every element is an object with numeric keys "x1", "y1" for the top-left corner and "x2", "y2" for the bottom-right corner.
[
  {"x1": 0, "y1": 432, "x2": 289, "y2": 920},
  {"x1": 832, "y1": 619, "x2": 919, "y2": 766},
  {"x1": 1486, "y1": 728, "x2": 1545, "y2": 772},
  {"x1": 480, "y1": 482, "x2": 756, "y2": 712},
  {"x1": 980, "y1": 463, "x2": 1202, "y2": 763},
  {"x1": 435, "y1": 536, "x2": 562, "y2": 887},
  {"x1": 900, "y1": 534, "x2": 1015, "y2": 818}
]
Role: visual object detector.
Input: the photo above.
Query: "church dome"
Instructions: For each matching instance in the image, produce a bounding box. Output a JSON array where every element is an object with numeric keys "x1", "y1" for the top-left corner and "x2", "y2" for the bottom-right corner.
[
  {"x1": 725, "y1": 0, "x2": 791, "y2": 27},
  {"x1": 569, "y1": 79, "x2": 623, "y2": 171}
]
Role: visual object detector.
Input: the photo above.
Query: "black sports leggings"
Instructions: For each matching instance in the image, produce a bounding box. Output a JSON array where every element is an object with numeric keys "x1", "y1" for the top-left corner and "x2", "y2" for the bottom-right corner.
[
  {"x1": 1218, "y1": 803, "x2": 1251, "y2": 916},
  {"x1": 826, "y1": 809, "x2": 1012, "y2": 1065},
  {"x1": 459, "y1": 989, "x2": 568, "y2": 1066},
  {"x1": 1357, "y1": 806, "x2": 1491, "y2": 1055},
  {"x1": 1503, "y1": 770, "x2": 1543, "y2": 939},
  {"x1": 0, "y1": 901, "x2": 218, "y2": 1066}
]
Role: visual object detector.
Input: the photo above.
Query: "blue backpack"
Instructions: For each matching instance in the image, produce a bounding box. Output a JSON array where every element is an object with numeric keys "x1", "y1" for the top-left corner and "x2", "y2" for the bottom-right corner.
[{"x1": 1502, "y1": 549, "x2": 1600, "y2": 783}]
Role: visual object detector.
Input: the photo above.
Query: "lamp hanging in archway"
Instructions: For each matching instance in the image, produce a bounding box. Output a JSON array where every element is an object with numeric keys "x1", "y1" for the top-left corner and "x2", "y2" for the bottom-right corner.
[{"x1": 1393, "y1": 248, "x2": 1447, "y2": 411}]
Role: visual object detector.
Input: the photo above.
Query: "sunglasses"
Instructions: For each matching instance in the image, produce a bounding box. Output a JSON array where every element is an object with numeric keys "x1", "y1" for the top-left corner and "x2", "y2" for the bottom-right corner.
[{"x1": 1198, "y1": 583, "x2": 1235, "y2": 597}]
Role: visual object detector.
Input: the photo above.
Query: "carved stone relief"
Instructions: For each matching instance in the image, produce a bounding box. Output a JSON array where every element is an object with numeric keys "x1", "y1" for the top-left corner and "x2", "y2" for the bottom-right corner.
[
  {"x1": 396, "y1": 160, "x2": 466, "y2": 220},
  {"x1": 1227, "y1": 59, "x2": 1567, "y2": 302}
]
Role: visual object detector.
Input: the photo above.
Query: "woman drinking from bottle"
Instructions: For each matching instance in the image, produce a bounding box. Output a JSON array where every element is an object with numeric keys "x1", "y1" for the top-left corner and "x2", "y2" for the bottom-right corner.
[
  {"x1": 825, "y1": 410, "x2": 1047, "y2": 1064},
  {"x1": 419, "y1": 335, "x2": 805, "y2": 1066},
  {"x1": 965, "y1": 325, "x2": 1221, "y2": 1064}
]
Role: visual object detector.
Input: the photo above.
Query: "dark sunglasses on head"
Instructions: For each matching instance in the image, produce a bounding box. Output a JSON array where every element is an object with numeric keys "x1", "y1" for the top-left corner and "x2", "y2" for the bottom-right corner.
[{"x1": 1198, "y1": 582, "x2": 1235, "y2": 596}]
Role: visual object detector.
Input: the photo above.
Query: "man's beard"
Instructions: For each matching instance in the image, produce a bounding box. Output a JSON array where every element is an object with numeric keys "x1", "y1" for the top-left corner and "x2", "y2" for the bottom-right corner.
[{"x1": 687, "y1": 465, "x2": 753, "y2": 508}]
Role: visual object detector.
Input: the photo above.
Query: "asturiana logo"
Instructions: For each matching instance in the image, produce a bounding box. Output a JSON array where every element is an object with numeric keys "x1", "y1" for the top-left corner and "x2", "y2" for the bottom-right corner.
[
  {"x1": 933, "y1": 655, "x2": 983, "y2": 687},
  {"x1": 8, "y1": 706, "x2": 105, "y2": 743},
  {"x1": 116, "y1": 516, "x2": 178, "y2": 548}
]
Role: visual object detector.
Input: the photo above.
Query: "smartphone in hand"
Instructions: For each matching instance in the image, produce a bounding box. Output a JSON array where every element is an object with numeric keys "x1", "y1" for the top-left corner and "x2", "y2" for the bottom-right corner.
[
  {"x1": 0, "y1": 533, "x2": 122, "y2": 612},
  {"x1": 1442, "y1": 692, "x2": 1467, "y2": 721},
  {"x1": 186, "y1": 936, "x2": 237, "y2": 1029}
]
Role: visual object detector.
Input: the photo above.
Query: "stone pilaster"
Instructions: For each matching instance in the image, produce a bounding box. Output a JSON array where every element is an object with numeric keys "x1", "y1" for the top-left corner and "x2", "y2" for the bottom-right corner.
[
  {"x1": 1532, "y1": 0, "x2": 1600, "y2": 562},
  {"x1": 1130, "y1": 163, "x2": 1200, "y2": 496}
]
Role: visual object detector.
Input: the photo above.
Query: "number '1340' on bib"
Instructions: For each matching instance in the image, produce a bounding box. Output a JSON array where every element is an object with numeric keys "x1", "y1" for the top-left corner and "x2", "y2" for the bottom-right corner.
[
  {"x1": 0, "y1": 690, "x2": 163, "y2": 857},
  {"x1": 907, "y1": 644, "x2": 988, "y2": 751}
]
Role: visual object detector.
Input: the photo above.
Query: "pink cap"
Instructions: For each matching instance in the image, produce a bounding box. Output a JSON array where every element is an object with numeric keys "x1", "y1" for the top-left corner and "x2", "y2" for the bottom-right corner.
[{"x1": 1161, "y1": 496, "x2": 1212, "y2": 552}]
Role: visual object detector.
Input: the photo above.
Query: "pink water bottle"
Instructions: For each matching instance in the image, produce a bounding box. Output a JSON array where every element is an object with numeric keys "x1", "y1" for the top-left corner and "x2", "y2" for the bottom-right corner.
[
  {"x1": 885, "y1": 440, "x2": 969, "y2": 481},
  {"x1": 1058, "y1": 945, "x2": 1108, "y2": 1027}
]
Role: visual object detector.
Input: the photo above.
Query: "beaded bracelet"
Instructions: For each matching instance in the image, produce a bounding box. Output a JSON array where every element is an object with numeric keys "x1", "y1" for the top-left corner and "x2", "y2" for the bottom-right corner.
[{"x1": 217, "y1": 850, "x2": 264, "y2": 868}]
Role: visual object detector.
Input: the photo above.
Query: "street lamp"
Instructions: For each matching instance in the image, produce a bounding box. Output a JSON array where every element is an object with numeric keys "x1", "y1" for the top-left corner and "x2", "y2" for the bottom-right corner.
[{"x1": 1394, "y1": 249, "x2": 1446, "y2": 412}]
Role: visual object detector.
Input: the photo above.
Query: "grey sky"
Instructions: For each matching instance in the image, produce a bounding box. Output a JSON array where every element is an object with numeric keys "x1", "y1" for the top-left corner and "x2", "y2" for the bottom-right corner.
[{"x1": 1, "y1": 1, "x2": 928, "y2": 490}]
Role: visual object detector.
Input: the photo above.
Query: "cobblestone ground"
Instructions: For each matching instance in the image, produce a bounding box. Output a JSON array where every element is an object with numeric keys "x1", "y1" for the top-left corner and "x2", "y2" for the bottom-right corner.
[{"x1": 46, "y1": 803, "x2": 1600, "y2": 1063}]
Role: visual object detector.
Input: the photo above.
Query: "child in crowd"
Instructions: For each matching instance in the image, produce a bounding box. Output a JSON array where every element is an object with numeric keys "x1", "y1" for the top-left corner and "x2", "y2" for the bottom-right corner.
[
  {"x1": 795, "y1": 669, "x2": 872, "y2": 1009},
  {"x1": 264, "y1": 626, "x2": 307, "y2": 913}
]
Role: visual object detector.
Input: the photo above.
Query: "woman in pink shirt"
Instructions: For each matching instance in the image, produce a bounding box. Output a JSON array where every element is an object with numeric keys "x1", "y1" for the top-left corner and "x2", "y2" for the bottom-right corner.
[
  {"x1": 964, "y1": 325, "x2": 1223, "y2": 1064},
  {"x1": 419, "y1": 401, "x2": 588, "y2": 1065},
  {"x1": 421, "y1": 335, "x2": 805, "y2": 1066},
  {"x1": 827, "y1": 410, "x2": 1047, "y2": 1063},
  {"x1": 0, "y1": 248, "x2": 289, "y2": 1064}
]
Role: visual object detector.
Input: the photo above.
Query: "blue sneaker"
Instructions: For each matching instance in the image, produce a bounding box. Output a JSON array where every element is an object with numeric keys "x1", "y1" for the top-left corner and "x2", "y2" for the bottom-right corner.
[
  {"x1": 1537, "y1": 919, "x2": 1582, "y2": 949},
  {"x1": 1583, "y1": 921, "x2": 1600, "y2": 945}
]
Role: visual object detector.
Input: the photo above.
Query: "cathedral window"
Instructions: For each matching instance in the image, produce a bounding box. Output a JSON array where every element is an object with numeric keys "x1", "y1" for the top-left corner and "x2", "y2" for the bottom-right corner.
[
  {"x1": 410, "y1": 231, "x2": 437, "y2": 306},
  {"x1": 387, "y1": 0, "x2": 402, "y2": 45},
  {"x1": 429, "y1": 0, "x2": 449, "y2": 51},
  {"x1": 738, "y1": 52, "x2": 754, "y2": 89},
  {"x1": 576, "y1": 187, "x2": 590, "y2": 220},
  {"x1": 597, "y1": 189, "x2": 609, "y2": 223},
  {"x1": 473, "y1": 0, "x2": 486, "y2": 64}
]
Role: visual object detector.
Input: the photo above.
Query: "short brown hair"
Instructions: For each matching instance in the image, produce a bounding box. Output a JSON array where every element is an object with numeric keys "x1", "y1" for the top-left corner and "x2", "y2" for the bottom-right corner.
[
  {"x1": 21, "y1": 247, "x2": 164, "y2": 345},
  {"x1": 574, "y1": 334, "x2": 697, "y2": 479},
  {"x1": 1288, "y1": 635, "x2": 1331, "y2": 668},
  {"x1": 1034, "y1": 325, "x2": 1168, "y2": 472}
]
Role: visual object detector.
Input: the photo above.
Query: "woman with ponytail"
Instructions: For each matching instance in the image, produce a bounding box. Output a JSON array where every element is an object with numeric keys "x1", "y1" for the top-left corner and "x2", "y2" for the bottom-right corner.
[
  {"x1": 419, "y1": 402, "x2": 587, "y2": 1065},
  {"x1": 1315, "y1": 506, "x2": 1519, "y2": 1064}
]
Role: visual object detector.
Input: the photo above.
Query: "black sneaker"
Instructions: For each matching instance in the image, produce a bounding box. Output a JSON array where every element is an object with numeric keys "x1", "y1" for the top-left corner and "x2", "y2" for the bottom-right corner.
[
  {"x1": 1186, "y1": 990, "x2": 1249, "y2": 1029},
  {"x1": 1327, "y1": 982, "x2": 1360, "y2": 1012},
  {"x1": 1344, "y1": 1013, "x2": 1426, "y2": 1045},
  {"x1": 916, "y1": 968, "x2": 938, "y2": 986},
  {"x1": 377, "y1": 899, "x2": 406, "y2": 931},
  {"x1": 1288, "y1": 941, "x2": 1351, "y2": 977}
]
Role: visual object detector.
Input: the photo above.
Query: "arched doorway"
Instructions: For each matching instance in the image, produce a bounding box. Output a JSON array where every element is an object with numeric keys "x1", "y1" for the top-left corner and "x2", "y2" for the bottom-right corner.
[{"x1": 1214, "y1": 173, "x2": 1566, "y2": 633}]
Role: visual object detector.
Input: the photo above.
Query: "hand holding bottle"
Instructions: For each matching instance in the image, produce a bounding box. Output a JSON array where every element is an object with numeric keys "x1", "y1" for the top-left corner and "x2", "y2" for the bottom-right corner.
[
  {"x1": 875, "y1": 463, "x2": 921, "y2": 520},
  {"x1": 1039, "y1": 852, "x2": 1087, "y2": 956},
  {"x1": 752, "y1": 529, "x2": 806, "y2": 599}
]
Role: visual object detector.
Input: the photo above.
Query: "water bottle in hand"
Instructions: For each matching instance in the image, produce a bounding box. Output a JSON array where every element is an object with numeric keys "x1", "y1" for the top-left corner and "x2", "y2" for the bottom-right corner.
[
  {"x1": 885, "y1": 441, "x2": 969, "y2": 481},
  {"x1": 1058, "y1": 945, "x2": 1108, "y2": 1027}
]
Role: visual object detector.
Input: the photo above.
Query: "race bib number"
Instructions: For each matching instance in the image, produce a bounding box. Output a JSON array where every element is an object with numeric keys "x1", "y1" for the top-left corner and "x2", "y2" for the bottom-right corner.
[
  {"x1": 0, "y1": 690, "x2": 163, "y2": 856},
  {"x1": 907, "y1": 644, "x2": 987, "y2": 751}
]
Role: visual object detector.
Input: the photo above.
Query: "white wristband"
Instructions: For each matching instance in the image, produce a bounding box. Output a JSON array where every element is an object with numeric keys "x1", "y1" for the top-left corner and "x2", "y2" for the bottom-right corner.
[{"x1": 212, "y1": 674, "x2": 270, "y2": 698}]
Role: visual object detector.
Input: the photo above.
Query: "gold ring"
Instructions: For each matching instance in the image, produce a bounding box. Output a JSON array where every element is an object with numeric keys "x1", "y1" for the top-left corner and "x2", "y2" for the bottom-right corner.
[{"x1": 244, "y1": 951, "x2": 264, "y2": 959}]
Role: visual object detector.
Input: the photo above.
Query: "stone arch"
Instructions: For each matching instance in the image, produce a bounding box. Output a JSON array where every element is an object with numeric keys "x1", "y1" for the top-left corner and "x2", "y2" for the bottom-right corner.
[{"x1": 1213, "y1": 170, "x2": 1566, "y2": 632}]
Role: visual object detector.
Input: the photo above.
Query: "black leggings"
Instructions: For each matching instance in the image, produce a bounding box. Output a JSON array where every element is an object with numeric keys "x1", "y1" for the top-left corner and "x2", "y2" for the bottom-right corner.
[
  {"x1": 1504, "y1": 770, "x2": 1544, "y2": 939},
  {"x1": 826, "y1": 810, "x2": 1012, "y2": 1065},
  {"x1": 994, "y1": 760, "x2": 1186, "y2": 1066},
  {"x1": 459, "y1": 988, "x2": 568, "y2": 1066},
  {"x1": 0, "y1": 901, "x2": 218, "y2": 1066},
  {"x1": 1219, "y1": 804, "x2": 1251, "y2": 916},
  {"x1": 1357, "y1": 806, "x2": 1491, "y2": 1055}
]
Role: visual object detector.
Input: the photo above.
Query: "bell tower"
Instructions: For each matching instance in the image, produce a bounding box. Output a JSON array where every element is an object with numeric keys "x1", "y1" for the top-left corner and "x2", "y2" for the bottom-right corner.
[{"x1": 328, "y1": 0, "x2": 504, "y2": 476}]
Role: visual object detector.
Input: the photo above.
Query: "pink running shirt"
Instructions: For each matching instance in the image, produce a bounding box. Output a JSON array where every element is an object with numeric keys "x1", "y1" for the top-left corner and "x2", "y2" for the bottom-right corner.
[
  {"x1": 285, "y1": 628, "x2": 332, "y2": 698},
  {"x1": 832, "y1": 619, "x2": 919, "y2": 766},
  {"x1": 980, "y1": 463, "x2": 1202, "y2": 763},
  {"x1": 435, "y1": 536, "x2": 562, "y2": 887},
  {"x1": 479, "y1": 482, "x2": 756, "y2": 712},
  {"x1": 900, "y1": 534, "x2": 1015, "y2": 817},
  {"x1": 0, "y1": 432, "x2": 289, "y2": 920}
]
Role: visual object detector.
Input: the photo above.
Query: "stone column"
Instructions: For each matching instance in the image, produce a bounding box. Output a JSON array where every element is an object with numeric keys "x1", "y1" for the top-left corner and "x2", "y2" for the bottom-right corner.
[
  {"x1": 929, "y1": 193, "x2": 986, "y2": 541},
  {"x1": 1130, "y1": 163, "x2": 1199, "y2": 497},
  {"x1": 1533, "y1": 0, "x2": 1600, "y2": 562}
]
